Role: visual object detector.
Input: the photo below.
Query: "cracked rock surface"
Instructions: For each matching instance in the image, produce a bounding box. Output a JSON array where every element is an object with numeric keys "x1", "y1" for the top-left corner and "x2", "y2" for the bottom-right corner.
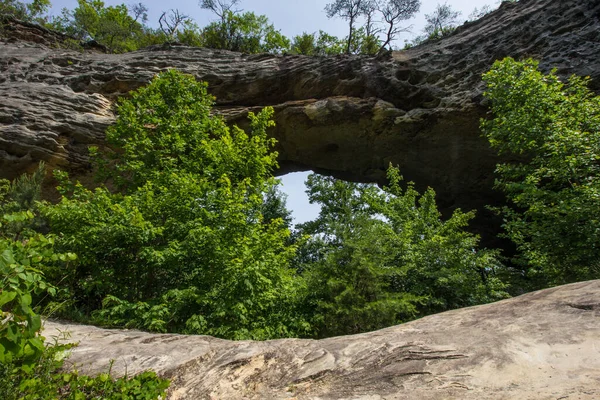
[
  {"x1": 1, "y1": 0, "x2": 600, "y2": 228},
  {"x1": 44, "y1": 280, "x2": 600, "y2": 399}
]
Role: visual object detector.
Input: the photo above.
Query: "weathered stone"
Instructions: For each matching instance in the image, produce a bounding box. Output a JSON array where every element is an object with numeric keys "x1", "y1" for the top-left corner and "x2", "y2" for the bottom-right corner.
[
  {"x1": 1, "y1": 0, "x2": 600, "y2": 237},
  {"x1": 43, "y1": 280, "x2": 600, "y2": 399}
]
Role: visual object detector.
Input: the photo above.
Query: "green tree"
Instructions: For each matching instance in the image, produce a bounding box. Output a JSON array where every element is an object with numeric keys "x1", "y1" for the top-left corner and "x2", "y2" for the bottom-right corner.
[
  {"x1": 199, "y1": 11, "x2": 290, "y2": 54},
  {"x1": 0, "y1": 169, "x2": 58, "y2": 371},
  {"x1": 324, "y1": 0, "x2": 365, "y2": 54},
  {"x1": 50, "y1": 0, "x2": 150, "y2": 53},
  {"x1": 0, "y1": 0, "x2": 51, "y2": 23},
  {"x1": 291, "y1": 29, "x2": 379, "y2": 56},
  {"x1": 349, "y1": 26, "x2": 380, "y2": 55},
  {"x1": 41, "y1": 70, "x2": 306, "y2": 340},
  {"x1": 482, "y1": 58, "x2": 600, "y2": 287},
  {"x1": 297, "y1": 173, "x2": 419, "y2": 337},
  {"x1": 290, "y1": 32, "x2": 318, "y2": 55},
  {"x1": 315, "y1": 30, "x2": 346, "y2": 55},
  {"x1": 421, "y1": 2, "x2": 461, "y2": 42},
  {"x1": 0, "y1": 173, "x2": 169, "y2": 399},
  {"x1": 0, "y1": 215, "x2": 57, "y2": 369},
  {"x1": 173, "y1": 20, "x2": 204, "y2": 46},
  {"x1": 149, "y1": 16, "x2": 204, "y2": 47},
  {"x1": 298, "y1": 169, "x2": 507, "y2": 337},
  {"x1": 261, "y1": 184, "x2": 293, "y2": 229}
]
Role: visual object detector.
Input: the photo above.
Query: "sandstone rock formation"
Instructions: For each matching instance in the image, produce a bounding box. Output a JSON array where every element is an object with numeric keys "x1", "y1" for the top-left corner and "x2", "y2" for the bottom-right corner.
[
  {"x1": 43, "y1": 280, "x2": 600, "y2": 399},
  {"x1": 1, "y1": 0, "x2": 599, "y2": 233}
]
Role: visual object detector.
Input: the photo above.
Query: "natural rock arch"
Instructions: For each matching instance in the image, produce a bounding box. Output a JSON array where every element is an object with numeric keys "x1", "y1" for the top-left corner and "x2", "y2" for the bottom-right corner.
[{"x1": 1, "y1": 0, "x2": 599, "y2": 241}]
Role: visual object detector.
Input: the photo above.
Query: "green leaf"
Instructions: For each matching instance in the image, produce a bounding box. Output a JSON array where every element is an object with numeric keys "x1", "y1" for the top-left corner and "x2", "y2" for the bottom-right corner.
[
  {"x1": 0, "y1": 291, "x2": 17, "y2": 307},
  {"x1": 1, "y1": 249, "x2": 16, "y2": 265},
  {"x1": 20, "y1": 293, "x2": 32, "y2": 308},
  {"x1": 28, "y1": 337, "x2": 44, "y2": 352},
  {"x1": 29, "y1": 314, "x2": 42, "y2": 332}
]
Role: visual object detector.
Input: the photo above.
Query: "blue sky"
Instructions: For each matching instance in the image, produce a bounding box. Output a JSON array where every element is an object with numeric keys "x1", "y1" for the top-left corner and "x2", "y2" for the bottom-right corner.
[
  {"x1": 49, "y1": 0, "x2": 499, "y2": 44},
  {"x1": 47, "y1": 0, "x2": 498, "y2": 225}
]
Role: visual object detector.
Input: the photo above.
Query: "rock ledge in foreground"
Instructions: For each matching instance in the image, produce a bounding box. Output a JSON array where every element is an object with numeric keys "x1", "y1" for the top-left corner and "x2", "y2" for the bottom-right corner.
[{"x1": 44, "y1": 280, "x2": 600, "y2": 399}]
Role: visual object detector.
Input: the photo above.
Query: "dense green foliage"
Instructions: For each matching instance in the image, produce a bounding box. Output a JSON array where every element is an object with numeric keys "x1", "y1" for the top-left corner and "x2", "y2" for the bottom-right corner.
[
  {"x1": 0, "y1": 0, "x2": 50, "y2": 23},
  {"x1": 3, "y1": 0, "x2": 428, "y2": 54},
  {"x1": 1, "y1": 164, "x2": 59, "y2": 369},
  {"x1": 2, "y1": 0, "x2": 522, "y2": 54},
  {"x1": 3, "y1": 2, "x2": 596, "y2": 351},
  {"x1": 3, "y1": 52, "x2": 597, "y2": 397},
  {"x1": 3, "y1": 0, "x2": 522, "y2": 54},
  {"x1": 482, "y1": 58, "x2": 600, "y2": 288},
  {"x1": 42, "y1": 70, "x2": 305, "y2": 340},
  {"x1": 0, "y1": 68, "x2": 505, "y2": 344},
  {"x1": 0, "y1": 214, "x2": 57, "y2": 369},
  {"x1": 290, "y1": 31, "x2": 345, "y2": 56},
  {"x1": 8, "y1": 0, "x2": 600, "y2": 396},
  {"x1": 296, "y1": 170, "x2": 507, "y2": 337},
  {"x1": 199, "y1": 11, "x2": 290, "y2": 53},
  {"x1": 50, "y1": 0, "x2": 151, "y2": 53},
  {"x1": 1, "y1": 345, "x2": 169, "y2": 400},
  {"x1": 290, "y1": 28, "x2": 379, "y2": 56},
  {"x1": 0, "y1": 168, "x2": 169, "y2": 400}
]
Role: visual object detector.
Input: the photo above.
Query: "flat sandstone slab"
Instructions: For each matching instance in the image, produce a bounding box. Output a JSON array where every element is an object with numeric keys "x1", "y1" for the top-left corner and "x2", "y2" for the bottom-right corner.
[{"x1": 44, "y1": 280, "x2": 600, "y2": 399}]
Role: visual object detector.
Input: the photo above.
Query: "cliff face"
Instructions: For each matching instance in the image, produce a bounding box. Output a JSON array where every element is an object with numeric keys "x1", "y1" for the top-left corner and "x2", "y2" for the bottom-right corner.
[
  {"x1": 44, "y1": 280, "x2": 600, "y2": 399},
  {"x1": 1, "y1": 0, "x2": 599, "y2": 227}
]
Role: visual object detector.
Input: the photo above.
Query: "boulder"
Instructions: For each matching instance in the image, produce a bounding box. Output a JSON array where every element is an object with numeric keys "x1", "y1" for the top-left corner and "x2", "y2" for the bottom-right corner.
[{"x1": 43, "y1": 280, "x2": 600, "y2": 399}]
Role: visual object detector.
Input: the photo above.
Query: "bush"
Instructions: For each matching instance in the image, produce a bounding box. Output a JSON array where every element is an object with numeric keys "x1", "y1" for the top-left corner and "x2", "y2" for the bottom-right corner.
[
  {"x1": 41, "y1": 70, "x2": 307, "y2": 340},
  {"x1": 1, "y1": 339, "x2": 169, "y2": 400},
  {"x1": 0, "y1": 168, "x2": 169, "y2": 399},
  {"x1": 297, "y1": 167, "x2": 508, "y2": 337},
  {"x1": 482, "y1": 58, "x2": 600, "y2": 287}
]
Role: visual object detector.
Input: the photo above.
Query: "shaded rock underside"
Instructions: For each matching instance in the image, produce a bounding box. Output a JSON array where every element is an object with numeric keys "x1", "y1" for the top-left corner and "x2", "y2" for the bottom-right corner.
[{"x1": 1, "y1": 0, "x2": 600, "y2": 242}]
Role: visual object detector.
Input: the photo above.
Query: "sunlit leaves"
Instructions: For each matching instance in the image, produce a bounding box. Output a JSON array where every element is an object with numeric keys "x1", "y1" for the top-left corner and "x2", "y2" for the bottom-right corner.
[
  {"x1": 43, "y1": 70, "x2": 304, "y2": 340},
  {"x1": 482, "y1": 58, "x2": 600, "y2": 286},
  {"x1": 0, "y1": 208, "x2": 69, "y2": 369},
  {"x1": 297, "y1": 166, "x2": 507, "y2": 337}
]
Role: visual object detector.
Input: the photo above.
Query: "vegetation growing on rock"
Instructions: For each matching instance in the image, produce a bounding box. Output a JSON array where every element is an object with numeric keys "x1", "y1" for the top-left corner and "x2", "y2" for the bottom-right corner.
[
  {"x1": 482, "y1": 57, "x2": 600, "y2": 289},
  {"x1": 1, "y1": 56, "x2": 597, "y2": 340},
  {"x1": 0, "y1": 164, "x2": 170, "y2": 400},
  {"x1": 23, "y1": 69, "x2": 501, "y2": 341},
  {"x1": 1, "y1": 0, "x2": 504, "y2": 54},
  {"x1": 42, "y1": 70, "x2": 304, "y2": 340},
  {"x1": 1, "y1": 0, "x2": 599, "y2": 397},
  {"x1": 295, "y1": 170, "x2": 507, "y2": 337}
]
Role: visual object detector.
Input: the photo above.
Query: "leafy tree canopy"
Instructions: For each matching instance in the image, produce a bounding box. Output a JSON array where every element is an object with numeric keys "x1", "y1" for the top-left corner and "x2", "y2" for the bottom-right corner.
[
  {"x1": 296, "y1": 168, "x2": 507, "y2": 337},
  {"x1": 199, "y1": 10, "x2": 290, "y2": 53},
  {"x1": 41, "y1": 70, "x2": 306, "y2": 340},
  {"x1": 0, "y1": 0, "x2": 50, "y2": 23},
  {"x1": 482, "y1": 57, "x2": 600, "y2": 288},
  {"x1": 50, "y1": 0, "x2": 150, "y2": 52}
]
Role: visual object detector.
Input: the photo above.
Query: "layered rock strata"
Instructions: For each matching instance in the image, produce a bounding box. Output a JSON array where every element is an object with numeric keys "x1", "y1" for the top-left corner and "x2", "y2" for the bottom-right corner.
[{"x1": 1, "y1": 0, "x2": 599, "y2": 229}]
